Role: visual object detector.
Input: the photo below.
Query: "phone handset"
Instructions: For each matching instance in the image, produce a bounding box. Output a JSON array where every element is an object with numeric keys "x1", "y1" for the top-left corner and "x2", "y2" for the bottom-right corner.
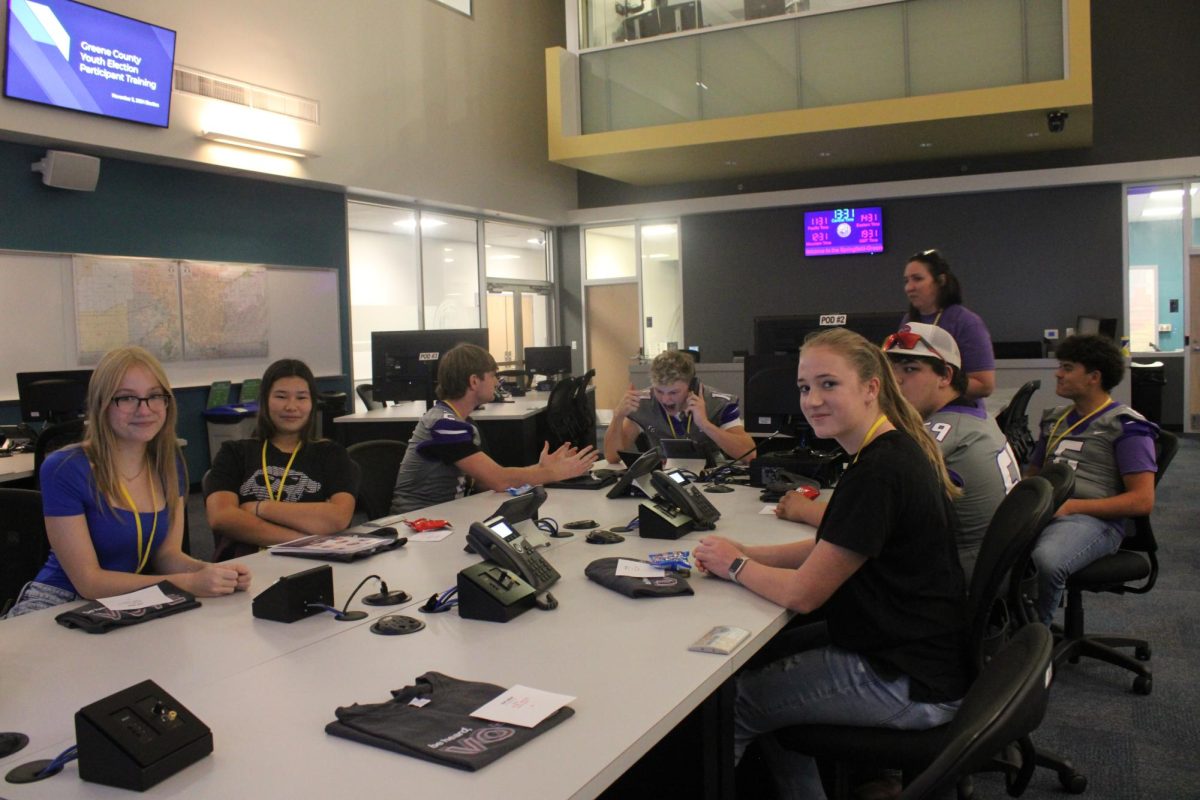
[
  {"x1": 649, "y1": 469, "x2": 721, "y2": 529},
  {"x1": 466, "y1": 516, "x2": 561, "y2": 593}
]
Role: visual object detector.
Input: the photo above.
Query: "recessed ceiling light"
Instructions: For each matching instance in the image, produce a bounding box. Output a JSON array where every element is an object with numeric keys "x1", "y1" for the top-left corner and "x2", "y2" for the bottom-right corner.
[
  {"x1": 526, "y1": 237, "x2": 545, "y2": 246},
  {"x1": 641, "y1": 224, "x2": 676, "y2": 237},
  {"x1": 444, "y1": 257, "x2": 455, "y2": 263},
  {"x1": 918, "y1": 142, "x2": 933, "y2": 149},
  {"x1": 647, "y1": 253, "x2": 671, "y2": 259},
  {"x1": 696, "y1": 81, "x2": 708, "y2": 89},
  {"x1": 1026, "y1": 131, "x2": 1040, "y2": 138},
  {"x1": 818, "y1": 151, "x2": 832, "y2": 158},
  {"x1": 724, "y1": 160, "x2": 737, "y2": 166}
]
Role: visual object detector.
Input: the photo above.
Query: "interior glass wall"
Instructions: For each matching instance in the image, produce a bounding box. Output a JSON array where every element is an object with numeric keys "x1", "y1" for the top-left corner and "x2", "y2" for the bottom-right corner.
[{"x1": 348, "y1": 200, "x2": 553, "y2": 409}]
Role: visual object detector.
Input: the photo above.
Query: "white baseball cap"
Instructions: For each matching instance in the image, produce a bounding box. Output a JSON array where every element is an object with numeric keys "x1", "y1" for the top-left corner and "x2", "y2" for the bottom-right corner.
[{"x1": 883, "y1": 322, "x2": 962, "y2": 369}]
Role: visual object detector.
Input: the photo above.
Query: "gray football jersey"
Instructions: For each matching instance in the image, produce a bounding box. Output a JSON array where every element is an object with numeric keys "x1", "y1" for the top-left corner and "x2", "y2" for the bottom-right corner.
[
  {"x1": 1038, "y1": 403, "x2": 1154, "y2": 500},
  {"x1": 626, "y1": 386, "x2": 742, "y2": 461},
  {"x1": 926, "y1": 404, "x2": 1020, "y2": 582}
]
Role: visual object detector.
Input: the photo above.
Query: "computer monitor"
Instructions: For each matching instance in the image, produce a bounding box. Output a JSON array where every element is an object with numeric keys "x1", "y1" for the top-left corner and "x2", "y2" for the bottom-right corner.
[
  {"x1": 523, "y1": 345, "x2": 571, "y2": 378},
  {"x1": 742, "y1": 355, "x2": 803, "y2": 435},
  {"x1": 16, "y1": 369, "x2": 93, "y2": 424},
  {"x1": 753, "y1": 312, "x2": 900, "y2": 355},
  {"x1": 1076, "y1": 316, "x2": 1118, "y2": 340},
  {"x1": 371, "y1": 328, "x2": 490, "y2": 405}
]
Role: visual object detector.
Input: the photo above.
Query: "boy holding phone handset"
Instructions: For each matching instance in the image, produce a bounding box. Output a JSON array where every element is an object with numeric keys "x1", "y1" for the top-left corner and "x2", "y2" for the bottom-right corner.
[{"x1": 603, "y1": 350, "x2": 755, "y2": 466}]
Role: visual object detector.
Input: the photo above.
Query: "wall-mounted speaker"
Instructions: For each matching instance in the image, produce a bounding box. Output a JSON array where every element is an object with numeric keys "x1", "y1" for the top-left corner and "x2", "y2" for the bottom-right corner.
[{"x1": 31, "y1": 150, "x2": 100, "y2": 191}]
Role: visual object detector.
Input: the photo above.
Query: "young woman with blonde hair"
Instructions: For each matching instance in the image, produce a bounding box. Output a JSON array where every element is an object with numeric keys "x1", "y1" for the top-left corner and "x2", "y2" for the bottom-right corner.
[
  {"x1": 7, "y1": 347, "x2": 251, "y2": 617},
  {"x1": 694, "y1": 328, "x2": 968, "y2": 798}
]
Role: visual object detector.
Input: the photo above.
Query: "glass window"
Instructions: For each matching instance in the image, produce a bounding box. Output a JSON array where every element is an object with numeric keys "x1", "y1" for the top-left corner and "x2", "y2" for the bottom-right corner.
[
  {"x1": 485, "y1": 221, "x2": 549, "y2": 280},
  {"x1": 585, "y1": 225, "x2": 637, "y2": 279},
  {"x1": 348, "y1": 202, "x2": 419, "y2": 404},
  {"x1": 640, "y1": 222, "x2": 683, "y2": 357},
  {"x1": 421, "y1": 213, "x2": 480, "y2": 330},
  {"x1": 1127, "y1": 185, "x2": 1185, "y2": 352}
]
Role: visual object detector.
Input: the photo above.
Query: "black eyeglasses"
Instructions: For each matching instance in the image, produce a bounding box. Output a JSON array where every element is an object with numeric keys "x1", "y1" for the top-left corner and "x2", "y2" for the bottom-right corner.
[{"x1": 111, "y1": 394, "x2": 171, "y2": 412}]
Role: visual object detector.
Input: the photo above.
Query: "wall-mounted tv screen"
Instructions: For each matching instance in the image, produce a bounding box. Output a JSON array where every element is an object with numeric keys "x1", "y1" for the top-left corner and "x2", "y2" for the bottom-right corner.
[
  {"x1": 4, "y1": 0, "x2": 176, "y2": 127},
  {"x1": 803, "y1": 206, "x2": 883, "y2": 256}
]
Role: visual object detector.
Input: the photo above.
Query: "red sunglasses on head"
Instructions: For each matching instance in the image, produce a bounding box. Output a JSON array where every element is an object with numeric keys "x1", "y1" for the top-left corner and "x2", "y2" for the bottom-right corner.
[{"x1": 882, "y1": 330, "x2": 949, "y2": 365}]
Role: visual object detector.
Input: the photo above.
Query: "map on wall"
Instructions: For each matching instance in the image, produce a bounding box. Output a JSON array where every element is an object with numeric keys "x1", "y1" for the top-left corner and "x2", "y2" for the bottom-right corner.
[
  {"x1": 73, "y1": 256, "x2": 184, "y2": 364},
  {"x1": 180, "y1": 261, "x2": 269, "y2": 359}
]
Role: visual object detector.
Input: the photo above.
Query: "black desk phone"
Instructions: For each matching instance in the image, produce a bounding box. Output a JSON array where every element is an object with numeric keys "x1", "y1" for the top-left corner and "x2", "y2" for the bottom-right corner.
[
  {"x1": 466, "y1": 516, "x2": 561, "y2": 593},
  {"x1": 650, "y1": 469, "x2": 720, "y2": 529}
]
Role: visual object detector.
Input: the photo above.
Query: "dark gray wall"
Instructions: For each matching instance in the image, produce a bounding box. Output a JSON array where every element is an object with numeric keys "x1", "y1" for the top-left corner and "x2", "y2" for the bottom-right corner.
[
  {"x1": 675, "y1": 184, "x2": 1124, "y2": 360},
  {"x1": 577, "y1": 0, "x2": 1200, "y2": 207}
]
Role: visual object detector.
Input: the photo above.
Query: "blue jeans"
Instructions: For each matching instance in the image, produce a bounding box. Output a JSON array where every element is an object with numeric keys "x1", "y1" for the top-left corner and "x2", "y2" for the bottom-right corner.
[
  {"x1": 1031, "y1": 514, "x2": 1126, "y2": 624},
  {"x1": 4, "y1": 581, "x2": 77, "y2": 619},
  {"x1": 735, "y1": 628, "x2": 960, "y2": 800}
]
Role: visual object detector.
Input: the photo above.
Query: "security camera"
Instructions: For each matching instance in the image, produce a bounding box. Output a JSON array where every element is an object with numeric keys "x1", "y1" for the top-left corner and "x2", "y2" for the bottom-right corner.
[{"x1": 1047, "y1": 111, "x2": 1068, "y2": 134}]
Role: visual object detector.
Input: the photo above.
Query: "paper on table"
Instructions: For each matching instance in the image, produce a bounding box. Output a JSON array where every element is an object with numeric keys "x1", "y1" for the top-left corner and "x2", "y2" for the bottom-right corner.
[
  {"x1": 407, "y1": 528, "x2": 454, "y2": 543},
  {"x1": 759, "y1": 505, "x2": 779, "y2": 515},
  {"x1": 97, "y1": 585, "x2": 171, "y2": 611},
  {"x1": 471, "y1": 685, "x2": 576, "y2": 728},
  {"x1": 615, "y1": 559, "x2": 665, "y2": 578}
]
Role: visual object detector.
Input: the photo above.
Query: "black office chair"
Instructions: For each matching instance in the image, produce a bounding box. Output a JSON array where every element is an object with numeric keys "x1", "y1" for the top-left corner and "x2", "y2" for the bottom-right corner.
[
  {"x1": 898, "y1": 625, "x2": 1054, "y2": 800},
  {"x1": 32, "y1": 418, "x2": 86, "y2": 489},
  {"x1": 571, "y1": 369, "x2": 597, "y2": 449},
  {"x1": 995, "y1": 380, "x2": 1040, "y2": 465},
  {"x1": 775, "y1": 477, "x2": 1055, "y2": 798},
  {"x1": 1052, "y1": 429, "x2": 1178, "y2": 695},
  {"x1": 346, "y1": 439, "x2": 408, "y2": 521},
  {"x1": 545, "y1": 376, "x2": 581, "y2": 451},
  {"x1": 0, "y1": 488, "x2": 49, "y2": 615},
  {"x1": 355, "y1": 383, "x2": 383, "y2": 410}
]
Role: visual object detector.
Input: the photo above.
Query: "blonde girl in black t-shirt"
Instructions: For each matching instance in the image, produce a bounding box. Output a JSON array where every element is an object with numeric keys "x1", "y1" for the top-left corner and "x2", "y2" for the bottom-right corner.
[{"x1": 694, "y1": 328, "x2": 968, "y2": 799}]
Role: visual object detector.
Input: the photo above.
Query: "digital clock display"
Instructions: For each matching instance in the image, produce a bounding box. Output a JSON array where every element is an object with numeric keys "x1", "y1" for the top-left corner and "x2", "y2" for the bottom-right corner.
[{"x1": 803, "y1": 206, "x2": 884, "y2": 256}]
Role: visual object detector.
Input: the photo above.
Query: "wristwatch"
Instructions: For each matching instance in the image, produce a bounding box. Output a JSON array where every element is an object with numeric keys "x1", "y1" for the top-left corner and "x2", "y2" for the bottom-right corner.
[{"x1": 728, "y1": 557, "x2": 748, "y2": 585}]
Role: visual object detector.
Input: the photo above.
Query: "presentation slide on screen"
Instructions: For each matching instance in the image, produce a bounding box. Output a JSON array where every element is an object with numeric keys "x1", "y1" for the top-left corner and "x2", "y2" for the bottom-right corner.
[{"x1": 5, "y1": 0, "x2": 175, "y2": 127}]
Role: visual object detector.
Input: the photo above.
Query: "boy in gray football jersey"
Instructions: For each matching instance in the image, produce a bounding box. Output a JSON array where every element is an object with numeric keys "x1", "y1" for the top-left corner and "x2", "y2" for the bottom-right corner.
[{"x1": 1025, "y1": 334, "x2": 1158, "y2": 624}]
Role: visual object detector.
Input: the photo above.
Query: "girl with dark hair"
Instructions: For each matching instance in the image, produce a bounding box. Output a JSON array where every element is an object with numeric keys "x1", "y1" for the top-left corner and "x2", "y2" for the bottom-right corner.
[
  {"x1": 205, "y1": 359, "x2": 358, "y2": 561},
  {"x1": 693, "y1": 329, "x2": 968, "y2": 798},
  {"x1": 7, "y1": 347, "x2": 251, "y2": 617},
  {"x1": 902, "y1": 248, "x2": 996, "y2": 406}
]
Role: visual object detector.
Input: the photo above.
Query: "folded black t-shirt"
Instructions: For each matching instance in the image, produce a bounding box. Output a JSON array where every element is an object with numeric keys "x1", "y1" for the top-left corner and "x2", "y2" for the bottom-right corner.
[{"x1": 326, "y1": 672, "x2": 573, "y2": 771}]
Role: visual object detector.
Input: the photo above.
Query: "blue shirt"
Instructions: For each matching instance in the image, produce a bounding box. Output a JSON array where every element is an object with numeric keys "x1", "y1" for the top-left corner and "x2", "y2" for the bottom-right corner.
[{"x1": 35, "y1": 447, "x2": 184, "y2": 594}]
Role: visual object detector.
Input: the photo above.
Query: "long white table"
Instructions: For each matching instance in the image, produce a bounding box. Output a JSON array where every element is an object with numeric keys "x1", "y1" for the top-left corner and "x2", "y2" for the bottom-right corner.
[
  {"x1": 0, "y1": 452, "x2": 35, "y2": 484},
  {"x1": 0, "y1": 480, "x2": 813, "y2": 798}
]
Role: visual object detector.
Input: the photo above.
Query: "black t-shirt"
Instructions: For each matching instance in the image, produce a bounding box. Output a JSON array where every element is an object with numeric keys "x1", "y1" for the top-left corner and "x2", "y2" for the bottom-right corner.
[
  {"x1": 817, "y1": 430, "x2": 969, "y2": 702},
  {"x1": 205, "y1": 438, "x2": 359, "y2": 561}
]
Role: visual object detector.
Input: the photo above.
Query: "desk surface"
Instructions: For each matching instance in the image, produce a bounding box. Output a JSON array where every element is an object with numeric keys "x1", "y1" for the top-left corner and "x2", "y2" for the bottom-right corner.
[
  {"x1": 0, "y1": 451, "x2": 35, "y2": 483},
  {"x1": 0, "y1": 478, "x2": 811, "y2": 799},
  {"x1": 334, "y1": 391, "x2": 554, "y2": 424}
]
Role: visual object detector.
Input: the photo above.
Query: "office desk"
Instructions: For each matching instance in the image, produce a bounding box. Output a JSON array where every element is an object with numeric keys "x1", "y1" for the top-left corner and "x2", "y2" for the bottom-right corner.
[
  {"x1": 333, "y1": 392, "x2": 554, "y2": 466},
  {"x1": 0, "y1": 481, "x2": 810, "y2": 799},
  {"x1": 0, "y1": 452, "x2": 35, "y2": 484}
]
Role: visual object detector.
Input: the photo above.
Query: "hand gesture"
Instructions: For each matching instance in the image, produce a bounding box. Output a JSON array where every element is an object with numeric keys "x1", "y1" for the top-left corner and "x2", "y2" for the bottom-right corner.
[
  {"x1": 613, "y1": 382, "x2": 642, "y2": 421},
  {"x1": 539, "y1": 441, "x2": 599, "y2": 481}
]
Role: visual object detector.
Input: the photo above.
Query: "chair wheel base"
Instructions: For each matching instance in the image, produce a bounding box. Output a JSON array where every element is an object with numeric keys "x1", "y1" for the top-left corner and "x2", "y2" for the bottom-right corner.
[
  {"x1": 1059, "y1": 769, "x2": 1088, "y2": 794},
  {"x1": 1133, "y1": 675, "x2": 1153, "y2": 695}
]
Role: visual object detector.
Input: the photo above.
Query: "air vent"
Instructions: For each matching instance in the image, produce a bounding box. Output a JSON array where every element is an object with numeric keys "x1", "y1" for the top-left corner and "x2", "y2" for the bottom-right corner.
[{"x1": 173, "y1": 66, "x2": 319, "y2": 124}]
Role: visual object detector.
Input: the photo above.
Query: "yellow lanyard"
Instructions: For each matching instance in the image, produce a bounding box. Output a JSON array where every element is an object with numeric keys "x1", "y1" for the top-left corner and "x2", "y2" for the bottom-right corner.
[
  {"x1": 852, "y1": 415, "x2": 889, "y2": 463},
  {"x1": 660, "y1": 400, "x2": 692, "y2": 437},
  {"x1": 117, "y1": 471, "x2": 158, "y2": 574},
  {"x1": 261, "y1": 440, "x2": 301, "y2": 502},
  {"x1": 1047, "y1": 397, "x2": 1113, "y2": 456}
]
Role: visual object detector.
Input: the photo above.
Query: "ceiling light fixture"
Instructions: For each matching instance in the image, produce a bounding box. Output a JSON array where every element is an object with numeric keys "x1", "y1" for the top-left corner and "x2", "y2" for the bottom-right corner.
[{"x1": 199, "y1": 130, "x2": 313, "y2": 158}]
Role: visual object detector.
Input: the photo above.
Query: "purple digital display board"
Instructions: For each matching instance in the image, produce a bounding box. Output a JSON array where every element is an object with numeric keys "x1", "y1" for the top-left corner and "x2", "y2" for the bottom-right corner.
[
  {"x1": 5, "y1": 0, "x2": 176, "y2": 127},
  {"x1": 804, "y1": 206, "x2": 884, "y2": 256}
]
